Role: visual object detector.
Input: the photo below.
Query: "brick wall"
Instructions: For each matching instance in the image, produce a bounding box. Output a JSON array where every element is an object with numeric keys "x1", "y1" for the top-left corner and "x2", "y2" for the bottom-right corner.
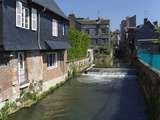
[
  {"x1": 0, "y1": 52, "x2": 19, "y2": 102},
  {"x1": 0, "y1": 50, "x2": 90, "y2": 103},
  {"x1": 43, "y1": 51, "x2": 67, "y2": 81}
]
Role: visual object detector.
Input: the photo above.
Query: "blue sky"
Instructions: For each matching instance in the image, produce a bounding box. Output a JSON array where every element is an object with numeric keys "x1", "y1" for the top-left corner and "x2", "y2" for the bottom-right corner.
[{"x1": 56, "y1": 0, "x2": 160, "y2": 31}]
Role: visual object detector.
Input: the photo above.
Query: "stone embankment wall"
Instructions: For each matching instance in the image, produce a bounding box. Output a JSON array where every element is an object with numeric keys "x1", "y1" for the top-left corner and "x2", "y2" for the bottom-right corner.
[
  {"x1": 135, "y1": 59, "x2": 160, "y2": 120},
  {"x1": 67, "y1": 58, "x2": 90, "y2": 74}
]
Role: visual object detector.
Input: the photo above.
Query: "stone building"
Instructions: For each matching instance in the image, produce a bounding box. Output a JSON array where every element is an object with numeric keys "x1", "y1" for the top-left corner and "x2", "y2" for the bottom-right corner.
[
  {"x1": 0, "y1": 0, "x2": 70, "y2": 104},
  {"x1": 68, "y1": 14, "x2": 111, "y2": 48},
  {"x1": 120, "y1": 15, "x2": 136, "y2": 45},
  {"x1": 78, "y1": 18, "x2": 111, "y2": 48},
  {"x1": 119, "y1": 15, "x2": 136, "y2": 58}
]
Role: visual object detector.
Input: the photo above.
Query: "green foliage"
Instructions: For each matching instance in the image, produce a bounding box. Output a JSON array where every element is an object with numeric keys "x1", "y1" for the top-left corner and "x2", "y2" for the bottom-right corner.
[
  {"x1": 155, "y1": 27, "x2": 160, "y2": 33},
  {"x1": 20, "y1": 91, "x2": 38, "y2": 102},
  {"x1": 0, "y1": 102, "x2": 17, "y2": 120},
  {"x1": 152, "y1": 39, "x2": 160, "y2": 44},
  {"x1": 0, "y1": 81, "x2": 69, "y2": 120},
  {"x1": 68, "y1": 29, "x2": 91, "y2": 60}
]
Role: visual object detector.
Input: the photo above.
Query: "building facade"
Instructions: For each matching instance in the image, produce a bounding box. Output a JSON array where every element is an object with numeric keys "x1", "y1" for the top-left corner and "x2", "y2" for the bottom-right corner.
[
  {"x1": 0, "y1": 0, "x2": 70, "y2": 104},
  {"x1": 68, "y1": 14, "x2": 111, "y2": 48},
  {"x1": 135, "y1": 18, "x2": 158, "y2": 45},
  {"x1": 78, "y1": 18, "x2": 111, "y2": 48},
  {"x1": 120, "y1": 15, "x2": 136, "y2": 44}
]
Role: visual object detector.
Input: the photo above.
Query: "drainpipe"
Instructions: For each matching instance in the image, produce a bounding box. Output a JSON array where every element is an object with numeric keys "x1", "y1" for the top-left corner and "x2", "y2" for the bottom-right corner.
[{"x1": 38, "y1": 12, "x2": 42, "y2": 49}]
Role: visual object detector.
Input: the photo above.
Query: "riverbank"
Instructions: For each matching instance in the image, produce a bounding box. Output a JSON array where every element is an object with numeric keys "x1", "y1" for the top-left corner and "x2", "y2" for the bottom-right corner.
[
  {"x1": 8, "y1": 66, "x2": 147, "y2": 120},
  {"x1": 0, "y1": 57, "x2": 92, "y2": 120}
]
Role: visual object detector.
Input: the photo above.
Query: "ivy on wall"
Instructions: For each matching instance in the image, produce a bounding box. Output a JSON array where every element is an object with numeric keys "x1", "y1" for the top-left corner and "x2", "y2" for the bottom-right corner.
[{"x1": 68, "y1": 29, "x2": 91, "y2": 60}]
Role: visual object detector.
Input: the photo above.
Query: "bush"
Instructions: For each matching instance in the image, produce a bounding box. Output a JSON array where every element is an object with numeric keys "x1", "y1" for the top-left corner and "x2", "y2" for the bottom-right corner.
[
  {"x1": 68, "y1": 29, "x2": 91, "y2": 60},
  {"x1": 20, "y1": 92, "x2": 37, "y2": 102},
  {"x1": 0, "y1": 102, "x2": 17, "y2": 120}
]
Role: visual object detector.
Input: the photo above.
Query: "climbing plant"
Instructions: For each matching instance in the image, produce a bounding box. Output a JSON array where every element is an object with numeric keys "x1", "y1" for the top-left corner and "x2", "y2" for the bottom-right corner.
[{"x1": 68, "y1": 29, "x2": 91, "y2": 60}]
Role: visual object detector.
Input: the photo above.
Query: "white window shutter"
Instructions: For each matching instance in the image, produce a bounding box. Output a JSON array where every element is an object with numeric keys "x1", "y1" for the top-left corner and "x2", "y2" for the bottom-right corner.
[
  {"x1": 52, "y1": 19, "x2": 58, "y2": 36},
  {"x1": 31, "y1": 8, "x2": 37, "y2": 31},
  {"x1": 16, "y1": 1, "x2": 22, "y2": 27},
  {"x1": 62, "y1": 25, "x2": 65, "y2": 35}
]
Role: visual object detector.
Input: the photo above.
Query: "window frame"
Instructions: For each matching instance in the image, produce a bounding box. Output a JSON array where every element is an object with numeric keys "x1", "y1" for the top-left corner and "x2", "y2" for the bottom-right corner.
[
  {"x1": 52, "y1": 19, "x2": 58, "y2": 37},
  {"x1": 47, "y1": 53, "x2": 58, "y2": 69},
  {"x1": 16, "y1": 1, "x2": 30, "y2": 29},
  {"x1": 31, "y1": 8, "x2": 38, "y2": 31},
  {"x1": 22, "y1": 6, "x2": 30, "y2": 29},
  {"x1": 16, "y1": 1, "x2": 22, "y2": 27},
  {"x1": 62, "y1": 24, "x2": 65, "y2": 36}
]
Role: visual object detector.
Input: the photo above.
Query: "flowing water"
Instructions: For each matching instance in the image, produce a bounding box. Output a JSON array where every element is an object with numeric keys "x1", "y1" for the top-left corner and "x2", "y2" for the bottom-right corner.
[{"x1": 9, "y1": 67, "x2": 147, "y2": 120}]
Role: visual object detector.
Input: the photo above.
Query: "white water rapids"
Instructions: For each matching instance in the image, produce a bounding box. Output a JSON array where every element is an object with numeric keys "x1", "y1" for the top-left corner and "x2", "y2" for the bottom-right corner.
[{"x1": 78, "y1": 68, "x2": 137, "y2": 84}]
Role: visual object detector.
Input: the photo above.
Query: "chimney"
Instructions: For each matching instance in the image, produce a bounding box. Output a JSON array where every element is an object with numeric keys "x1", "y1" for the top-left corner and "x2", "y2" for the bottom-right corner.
[
  {"x1": 144, "y1": 18, "x2": 148, "y2": 24},
  {"x1": 68, "y1": 14, "x2": 76, "y2": 20}
]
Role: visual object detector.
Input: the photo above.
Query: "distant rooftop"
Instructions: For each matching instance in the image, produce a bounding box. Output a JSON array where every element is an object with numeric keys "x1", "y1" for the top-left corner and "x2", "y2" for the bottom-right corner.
[{"x1": 77, "y1": 18, "x2": 110, "y2": 25}]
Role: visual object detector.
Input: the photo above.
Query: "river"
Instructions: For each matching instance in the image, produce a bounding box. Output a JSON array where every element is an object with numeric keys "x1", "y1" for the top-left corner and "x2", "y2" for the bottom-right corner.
[{"x1": 9, "y1": 67, "x2": 147, "y2": 120}]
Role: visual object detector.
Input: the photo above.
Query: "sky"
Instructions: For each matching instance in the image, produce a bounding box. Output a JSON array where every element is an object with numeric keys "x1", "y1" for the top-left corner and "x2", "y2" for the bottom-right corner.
[{"x1": 56, "y1": 0, "x2": 160, "y2": 31}]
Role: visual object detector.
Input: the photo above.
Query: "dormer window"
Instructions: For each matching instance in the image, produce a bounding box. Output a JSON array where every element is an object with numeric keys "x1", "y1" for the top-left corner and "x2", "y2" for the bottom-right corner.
[{"x1": 52, "y1": 19, "x2": 58, "y2": 37}]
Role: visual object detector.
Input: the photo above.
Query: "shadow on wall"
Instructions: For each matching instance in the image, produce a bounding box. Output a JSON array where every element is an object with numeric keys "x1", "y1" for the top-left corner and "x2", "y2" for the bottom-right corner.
[{"x1": 0, "y1": 52, "x2": 12, "y2": 66}]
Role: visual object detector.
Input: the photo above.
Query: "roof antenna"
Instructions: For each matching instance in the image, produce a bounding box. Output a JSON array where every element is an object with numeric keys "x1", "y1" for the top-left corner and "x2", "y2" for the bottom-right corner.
[{"x1": 97, "y1": 10, "x2": 100, "y2": 19}]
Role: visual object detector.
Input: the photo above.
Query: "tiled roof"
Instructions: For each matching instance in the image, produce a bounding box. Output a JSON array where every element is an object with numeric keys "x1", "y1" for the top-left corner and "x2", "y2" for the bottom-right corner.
[{"x1": 32, "y1": 0, "x2": 67, "y2": 19}]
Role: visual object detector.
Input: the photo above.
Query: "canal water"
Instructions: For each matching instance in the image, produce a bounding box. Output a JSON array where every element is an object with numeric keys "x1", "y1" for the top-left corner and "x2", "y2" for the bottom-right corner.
[{"x1": 9, "y1": 68, "x2": 147, "y2": 120}]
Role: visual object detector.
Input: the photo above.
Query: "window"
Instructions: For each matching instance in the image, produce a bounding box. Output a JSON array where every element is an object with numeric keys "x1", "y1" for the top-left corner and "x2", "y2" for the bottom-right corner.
[
  {"x1": 52, "y1": 19, "x2": 58, "y2": 36},
  {"x1": 85, "y1": 29, "x2": 89, "y2": 34},
  {"x1": 47, "y1": 53, "x2": 57, "y2": 69},
  {"x1": 16, "y1": 1, "x2": 30, "y2": 29},
  {"x1": 22, "y1": 6, "x2": 30, "y2": 29},
  {"x1": 101, "y1": 28, "x2": 106, "y2": 34},
  {"x1": 16, "y1": 1, "x2": 22, "y2": 27},
  {"x1": 62, "y1": 25, "x2": 65, "y2": 36},
  {"x1": 31, "y1": 8, "x2": 37, "y2": 31}
]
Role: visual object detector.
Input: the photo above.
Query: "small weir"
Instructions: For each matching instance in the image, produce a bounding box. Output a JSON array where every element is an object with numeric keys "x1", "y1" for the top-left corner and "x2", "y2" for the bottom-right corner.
[{"x1": 9, "y1": 65, "x2": 147, "y2": 120}]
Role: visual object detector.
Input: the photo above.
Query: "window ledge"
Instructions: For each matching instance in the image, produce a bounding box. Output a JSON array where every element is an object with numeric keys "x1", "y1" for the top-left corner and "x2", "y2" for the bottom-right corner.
[
  {"x1": 47, "y1": 66, "x2": 57, "y2": 70},
  {"x1": 20, "y1": 83, "x2": 30, "y2": 89}
]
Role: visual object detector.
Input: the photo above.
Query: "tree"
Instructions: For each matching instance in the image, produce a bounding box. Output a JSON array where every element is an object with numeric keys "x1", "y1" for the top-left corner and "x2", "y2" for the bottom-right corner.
[{"x1": 68, "y1": 29, "x2": 91, "y2": 60}]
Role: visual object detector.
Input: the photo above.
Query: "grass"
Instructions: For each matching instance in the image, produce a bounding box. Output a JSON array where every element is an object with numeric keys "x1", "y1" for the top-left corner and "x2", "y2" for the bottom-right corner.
[{"x1": 0, "y1": 102, "x2": 17, "y2": 120}]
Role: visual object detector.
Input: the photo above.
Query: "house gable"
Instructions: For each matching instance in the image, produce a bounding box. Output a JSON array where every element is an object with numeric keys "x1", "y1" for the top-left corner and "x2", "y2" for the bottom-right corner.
[
  {"x1": 136, "y1": 20, "x2": 157, "y2": 40},
  {"x1": 1, "y1": 0, "x2": 69, "y2": 51}
]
